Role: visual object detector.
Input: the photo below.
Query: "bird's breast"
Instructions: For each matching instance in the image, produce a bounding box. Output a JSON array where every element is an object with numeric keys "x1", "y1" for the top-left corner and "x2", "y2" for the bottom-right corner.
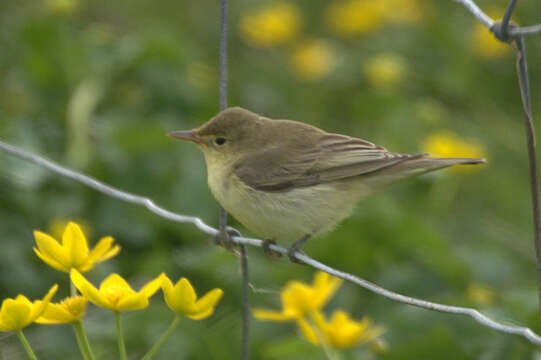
[{"x1": 206, "y1": 162, "x2": 366, "y2": 242}]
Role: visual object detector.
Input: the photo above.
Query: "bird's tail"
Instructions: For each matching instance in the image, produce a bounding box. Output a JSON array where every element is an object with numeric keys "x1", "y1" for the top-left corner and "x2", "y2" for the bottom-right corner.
[{"x1": 364, "y1": 154, "x2": 486, "y2": 185}]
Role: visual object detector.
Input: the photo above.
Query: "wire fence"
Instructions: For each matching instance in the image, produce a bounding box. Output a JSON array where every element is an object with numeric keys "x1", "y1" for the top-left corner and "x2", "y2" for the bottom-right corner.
[
  {"x1": 454, "y1": 0, "x2": 541, "y2": 309},
  {"x1": 1, "y1": 0, "x2": 541, "y2": 354}
]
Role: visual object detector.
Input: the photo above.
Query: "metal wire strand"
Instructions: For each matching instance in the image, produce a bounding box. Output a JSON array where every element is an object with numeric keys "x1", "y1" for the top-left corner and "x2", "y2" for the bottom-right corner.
[{"x1": 1, "y1": 139, "x2": 540, "y2": 347}]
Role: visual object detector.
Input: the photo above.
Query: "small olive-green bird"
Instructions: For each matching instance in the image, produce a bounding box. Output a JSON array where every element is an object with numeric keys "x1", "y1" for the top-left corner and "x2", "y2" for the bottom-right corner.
[{"x1": 169, "y1": 107, "x2": 485, "y2": 260}]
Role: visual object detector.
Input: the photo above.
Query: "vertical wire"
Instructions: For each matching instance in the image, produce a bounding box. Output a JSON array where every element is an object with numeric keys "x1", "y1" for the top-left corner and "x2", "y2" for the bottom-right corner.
[
  {"x1": 219, "y1": 0, "x2": 250, "y2": 358},
  {"x1": 514, "y1": 36, "x2": 541, "y2": 309}
]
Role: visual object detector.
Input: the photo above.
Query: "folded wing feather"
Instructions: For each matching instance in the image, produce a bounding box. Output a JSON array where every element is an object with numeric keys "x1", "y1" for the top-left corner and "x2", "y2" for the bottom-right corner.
[{"x1": 234, "y1": 133, "x2": 423, "y2": 192}]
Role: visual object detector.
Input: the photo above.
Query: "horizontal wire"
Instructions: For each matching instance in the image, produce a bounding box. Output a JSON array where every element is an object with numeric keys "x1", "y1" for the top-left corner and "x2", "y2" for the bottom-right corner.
[{"x1": 1, "y1": 139, "x2": 540, "y2": 346}]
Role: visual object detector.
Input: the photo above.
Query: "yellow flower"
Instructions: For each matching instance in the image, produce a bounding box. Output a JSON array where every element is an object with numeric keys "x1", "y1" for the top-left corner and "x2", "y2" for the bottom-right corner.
[
  {"x1": 326, "y1": 0, "x2": 385, "y2": 37},
  {"x1": 291, "y1": 40, "x2": 337, "y2": 81},
  {"x1": 240, "y1": 3, "x2": 301, "y2": 47},
  {"x1": 70, "y1": 270, "x2": 162, "y2": 312},
  {"x1": 299, "y1": 311, "x2": 385, "y2": 349},
  {"x1": 33, "y1": 221, "x2": 120, "y2": 273},
  {"x1": 422, "y1": 131, "x2": 486, "y2": 172},
  {"x1": 472, "y1": 8, "x2": 510, "y2": 59},
  {"x1": 36, "y1": 296, "x2": 87, "y2": 324},
  {"x1": 0, "y1": 285, "x2": 58, "y2": 332},
  {"x1": 364, "y1": 53, "x2": 408, "y2": 90},
  {"x1": 253, "y1": 272, "x2": 342, "y2": 321},
  {"x1": 161, "y1": 275, "x2": 223, "y2": 320}
]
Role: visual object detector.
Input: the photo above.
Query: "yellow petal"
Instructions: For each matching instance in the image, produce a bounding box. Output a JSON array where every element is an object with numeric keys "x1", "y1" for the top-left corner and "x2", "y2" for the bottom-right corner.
[
  {"x1": 37, "y1": 296, "x2": 87, "y2": 324},
  {"x1": 33, "y1": 231, "x2": 70, "y2": 270},
  {"x1": 0, "y1": 300, "x2": 32, "y2": 331},
  {"x1": 297, "y1": 317, "x2": 319, "y2": 345},
  {"x1": 193, "y1": 289, "x2": 223, "y2": 314},
  {"x1": 312, "y1": 272, "x2": 342, "y2": 308},
  {"x1": 252, "y1": 309, "x2": 295, "y2": 322},
  {"x1": 98, "y1": 245, "x2": 121, "y2": 262},
  {"x1": 281, "y1": 283, "x2": 312, "y2": 316},
  {"x1": 160, "y1": 274, "x2": 176, "y2": 311},
  {"x1": 82, "y1": 236, "x2": 120, "y2": 271},
  {"x1": 116, "y1": 293, "x2": 149, "y2": 311},
  {"x1": 13, "y1": 295, "x2": 33, "y2": 307},
  {"x1": 171, "y1": 278, "x2": 197, "y2": 314},
  {"x1": 140, "y1": 275, "x2": 163, "y2": 298},
  {"x1": 35, "y1": 302, "x2": 73, "y2": 324},
  {"x1": 187, "y1": 307, "x2": 214, "y2": 320},
  {"x1": 28, "y1": 284, "x2": 59, "y2": 322},
  {"x1": 100, "y1": 274, "x2": 134, "y2": 293},
  {"x1": 33, "y1": 248, "x2": 69, "y2": 272},
  {"x1": 62, "y1": 222, "x2": 89, "y2": 268},
  {"x1": 71, "y1": 270, "x2": 111, "y2": 309}
]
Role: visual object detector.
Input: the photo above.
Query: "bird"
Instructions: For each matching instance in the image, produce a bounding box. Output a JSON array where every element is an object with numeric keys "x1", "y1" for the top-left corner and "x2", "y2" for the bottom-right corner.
[{"x1": 169, "y1": 107, "x2": 485, "y2": 262}]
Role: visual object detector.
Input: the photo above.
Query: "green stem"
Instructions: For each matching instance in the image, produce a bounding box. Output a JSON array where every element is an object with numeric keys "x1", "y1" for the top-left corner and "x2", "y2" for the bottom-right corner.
[
  {"x1": 141, "y1": 315, "x2": 182, "y2": 360},
  {"x1": 73, "y1": 320, "x2": 96, "y2": 360},
  {"x1": 308, "y1": 313, "x2": 340, "y2": 360},
  {"x1": 115, "y1": 311, "x2": 127, "y2": 360},
  {"x1": 70, "y1": 279, "x2": 77, "y2": 297},
  {"x1": 16, "y1": 329, "x2": 38, "y2": 360}
]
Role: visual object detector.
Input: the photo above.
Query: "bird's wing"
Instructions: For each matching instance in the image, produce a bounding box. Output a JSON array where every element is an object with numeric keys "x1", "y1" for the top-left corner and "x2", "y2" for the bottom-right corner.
[{"x1": 233, "y1": 133, "x2": 422, "y2": 192}]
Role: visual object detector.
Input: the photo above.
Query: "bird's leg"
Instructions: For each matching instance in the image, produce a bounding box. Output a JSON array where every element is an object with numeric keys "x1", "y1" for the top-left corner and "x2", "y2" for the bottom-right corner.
[
  {"x1": 214, "y1": 226, "x2": 242, "y2": 251},
  {"x1": 262, "y1": 239, "x2": 282, "y2": 259},
  {"x1": 287, "y1": 234, "x2": 311, "y2": 264}
]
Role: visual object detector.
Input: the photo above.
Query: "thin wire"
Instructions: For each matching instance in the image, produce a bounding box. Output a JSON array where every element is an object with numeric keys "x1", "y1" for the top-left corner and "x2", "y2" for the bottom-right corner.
[
  {"x1": 1, "y1": 139, "x2": 540, "y2": 346},
  {"x1": 240, "y1": 244, "x2": 250, "y2": 360},
  {"x1": 501, "y1": 0, "x2": 517, "y2": 39},
  {"x1": 512, "y1": 23, "x2": 541, "y2": 36},
  {"x1": 514, "y1": 35, "x2": 541, "y2": 308},
  {"x1": 452, "y1": 0, "x2": 494, "y2": 28},
  {"x1": 455, "y1": 0, "x2": 541, "y2": 316},
  {"x1": 218, "y1": 0, "x2": 229, "y2": 237},
  {"x1": 218, "y1": 0, "x2": 250, "y2": 358},
  {"x1": 454, "y1": 0, "x2": 541, "y2": 37}
]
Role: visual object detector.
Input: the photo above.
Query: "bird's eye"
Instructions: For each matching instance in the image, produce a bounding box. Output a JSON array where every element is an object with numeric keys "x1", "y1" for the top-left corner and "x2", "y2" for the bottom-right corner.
[{"x1": 215, "y1": 137, "x2": 227, "y2": 146}]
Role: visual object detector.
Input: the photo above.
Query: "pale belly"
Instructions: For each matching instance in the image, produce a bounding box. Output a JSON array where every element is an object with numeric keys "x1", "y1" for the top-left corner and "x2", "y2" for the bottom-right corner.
[{"x1": 209, "y1": 172, "x2": 369, "y2": 243}]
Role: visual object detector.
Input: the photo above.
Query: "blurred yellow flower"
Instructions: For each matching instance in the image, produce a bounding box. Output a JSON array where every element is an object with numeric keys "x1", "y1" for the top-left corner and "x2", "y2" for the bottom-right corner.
[
  {"x1": 472, "y1": 9, "x2": 510, "y2": 59},
  {"x1": 0, "y1": 285, "x2": 58, "y2": 332},
  {"x1": 36, "y1": 296, "x2": 87, "y2": 324},
  {"x1": 161, "y1": 275, "x2": 224, "y2": 320},
  {"x1": 70, "y1": 270, "x2": 161, "y2": 312},
  {"x1": 291, "y1": 40, "x2": 337, "y2": 81},
  {"x1": 422, "y1": 131, "x2": 486, "y2": 167},
  {"x1": 45, "y1": 0, "x2": 79, "y2": 14},
  {"x1": 299, "y1": 310, "x2": 385, "y2": 349},
  {"x1": 326, "y1": 0, "x2": 384, "y2": 36},
  {"x1": 364, "y1": 53, "x2": 408, "y2": 90},
  {"x1": 240, "y1": 3, "x2": 301, "y2": 47},
  {"x1": 33, "y1": 221, "x2": 120, "y2": 273},
  {"x1": 467, "y1": 283, "x2": 496, "y2": 305},
  {"x1": 253, "y1": 271, "x2": 342, "y2": 321},
  {"x1": 381, "y1": 0, "x2": 427, "y2": 24}
]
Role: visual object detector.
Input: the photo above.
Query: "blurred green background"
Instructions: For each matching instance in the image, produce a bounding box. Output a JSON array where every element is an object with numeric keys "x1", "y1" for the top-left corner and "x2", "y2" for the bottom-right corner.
[{"x1": 1, "y1": 0, "x2": 541, "y2": 358}]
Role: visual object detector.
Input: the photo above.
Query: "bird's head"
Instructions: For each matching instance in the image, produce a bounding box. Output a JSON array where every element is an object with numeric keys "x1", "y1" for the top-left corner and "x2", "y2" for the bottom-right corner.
[{"x1": 169, "y1": 107, "x2": 267, "y2": 165}]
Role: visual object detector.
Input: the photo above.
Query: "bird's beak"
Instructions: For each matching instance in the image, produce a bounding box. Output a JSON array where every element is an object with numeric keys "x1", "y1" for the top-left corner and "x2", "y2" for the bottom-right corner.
[{"x1": 168, "y1": 130, "x2": 201, "y2": 144}]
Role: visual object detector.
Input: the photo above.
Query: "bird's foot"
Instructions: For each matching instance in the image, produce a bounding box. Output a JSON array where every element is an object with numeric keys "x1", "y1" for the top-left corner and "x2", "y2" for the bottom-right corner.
[
  {"x1": 287, "y1": 234, "x2": 311, "y2": 264},
  {"x1": 262, "y1": 239, "x2": 282, "y2": 260},
  {"x1": 214, "y1": 226, "x2": 241, "y2": 251}
]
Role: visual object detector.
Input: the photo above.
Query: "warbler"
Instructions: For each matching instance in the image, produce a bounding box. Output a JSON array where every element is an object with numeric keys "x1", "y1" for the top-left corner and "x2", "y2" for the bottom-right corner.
[{"x1": 169, "y1": 107, "x2": 485, "y2": 261}]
